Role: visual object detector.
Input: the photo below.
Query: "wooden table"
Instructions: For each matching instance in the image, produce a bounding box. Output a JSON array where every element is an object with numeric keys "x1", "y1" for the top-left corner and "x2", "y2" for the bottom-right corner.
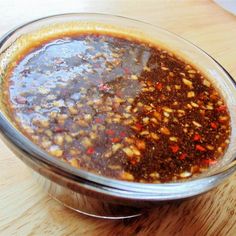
[{"x1": 0, "y1": 0, "x2": 236, "y2": 235}]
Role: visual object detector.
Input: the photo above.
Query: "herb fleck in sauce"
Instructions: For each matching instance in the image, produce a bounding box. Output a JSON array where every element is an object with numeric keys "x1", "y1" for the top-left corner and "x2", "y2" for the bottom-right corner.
[{"x1": 5, "y1": 34, "x2": 230, "y2": 182}]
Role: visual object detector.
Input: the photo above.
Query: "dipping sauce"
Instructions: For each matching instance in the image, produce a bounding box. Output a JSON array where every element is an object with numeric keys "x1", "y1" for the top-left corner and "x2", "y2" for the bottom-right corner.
[{"x1": 4, "y1": 33, "x2": 230, "y2": 182}]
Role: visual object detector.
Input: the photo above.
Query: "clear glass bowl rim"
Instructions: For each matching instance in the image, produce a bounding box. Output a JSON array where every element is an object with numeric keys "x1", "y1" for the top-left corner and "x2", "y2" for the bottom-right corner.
[{"x1": 0, "y1": 13, "x2": 236, "y2": 201}]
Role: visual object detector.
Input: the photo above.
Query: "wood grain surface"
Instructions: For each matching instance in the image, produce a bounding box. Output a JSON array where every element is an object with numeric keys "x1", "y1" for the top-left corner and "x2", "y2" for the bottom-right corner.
[{"x1": 0, "y1": 0, "x2": 236, "y2": 235}]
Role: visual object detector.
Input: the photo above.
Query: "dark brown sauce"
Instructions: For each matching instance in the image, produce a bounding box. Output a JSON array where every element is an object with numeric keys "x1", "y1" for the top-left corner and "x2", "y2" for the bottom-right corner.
[{"x1": 4, "y1": 33, "x2": 230, "y2": 182}]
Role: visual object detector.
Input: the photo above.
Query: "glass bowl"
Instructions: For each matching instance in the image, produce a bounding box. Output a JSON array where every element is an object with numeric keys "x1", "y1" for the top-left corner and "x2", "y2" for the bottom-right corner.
[{"x1": 0, "y1": 13, "x2": 236, "y2": 219}]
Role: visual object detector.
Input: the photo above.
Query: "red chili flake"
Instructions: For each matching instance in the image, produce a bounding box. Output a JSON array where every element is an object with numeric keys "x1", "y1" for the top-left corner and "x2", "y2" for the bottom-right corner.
[
  {"x1": 210, "y1": 122, "x2": 218, "y2": 129},
  {"x1": 130, "y1": 159, "x2": 137, "y2": 165},
  {"x1": 196, "y1": 144, "x2": 206, "y2": 152},
  {"x1": 53, "y1": 127, "x2": 66, "y2": 133},
  {"x1": 216, "y1": 105, "x2": 226, "y2": 112},
  {"x1": 98, "y1": 83, "x2": 110, "y2": 92},
  {"x1": 179, "y1": 153, "x2": 187, "y2": 160},
  {"x1": 135, "y1": 123, "x2": 143, "y2": 131},
  {"x1": 86, "y1": 147, "x2": 95, "y2": 155},
  {"x1": 170, "y1": 145, "x2": 179, "y2": 153},
  {"x1": 105, "y1": 129, "x2": 115, "y2": 136},
  {"x1": 156, "y1": 106, "x2": 162, "y2": 112},
  {"x1": 202, "y1": 159, "x2": 217, "y2": 165},
  {"x1": 123, "y1": 67, "x2": 131, "y2": 75},
  {"x1": 111, "y1": 137, "x2": 120, "y2": 143},
  {"x1": 95, "y1": 118, "x2": 102, "y2": 123},
  {"x1": 27, "y1": 109, "x2": 34, "y2": 113},
  {"x1": 193, "y1": 133, "x2": 201, "y2": 141},
  {"x1": 155, "y1": 82, "x2": 163, "y2": 90},
  {"x1": 120, "y1": 131, "x2": 126, "y2": 137},
  {"x1": 15, "y1": 95, "x2": 27, "y2": 104},
  {"x1": 199, "y1": 93, "x2": 208, "y2": 101}
]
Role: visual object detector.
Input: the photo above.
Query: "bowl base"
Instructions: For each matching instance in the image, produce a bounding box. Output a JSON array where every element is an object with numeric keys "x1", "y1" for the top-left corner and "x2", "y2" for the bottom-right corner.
[{"x1": 33, "y1": 172, "x2": 142, "y2": 219}]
